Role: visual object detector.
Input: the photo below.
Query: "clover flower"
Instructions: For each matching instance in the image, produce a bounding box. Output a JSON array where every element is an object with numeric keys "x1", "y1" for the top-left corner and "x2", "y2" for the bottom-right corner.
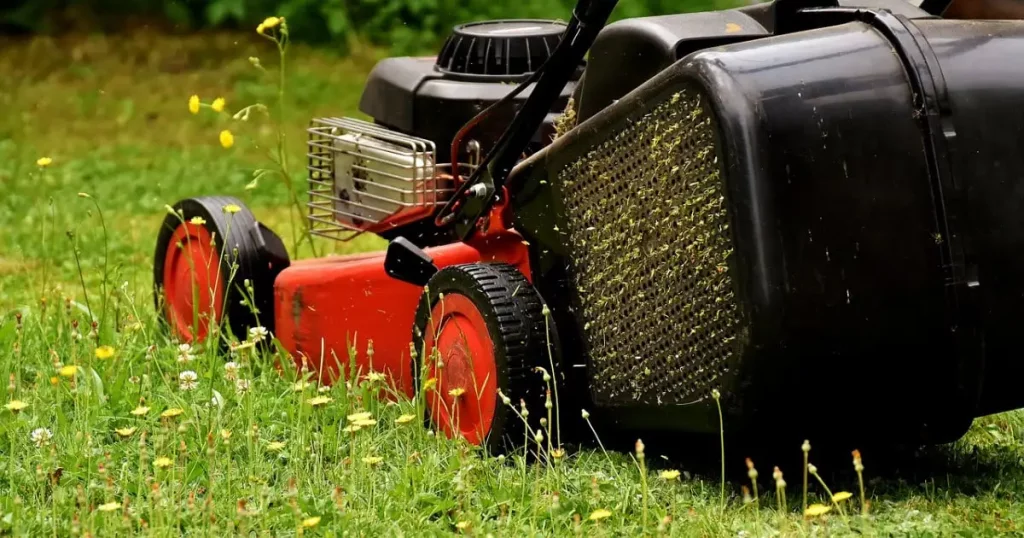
[
  {"x1": 179, "y1": 370, "x2": 199, "y2": 391},
  {"x1": 30, "y1": 428, "x2": 52, "y2": 448}
]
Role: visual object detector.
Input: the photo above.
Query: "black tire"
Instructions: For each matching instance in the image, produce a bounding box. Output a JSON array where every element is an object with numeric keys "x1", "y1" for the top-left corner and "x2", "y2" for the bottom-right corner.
[
  {"x1": 153, "y1": 196, "x2": 289, "y2": 345},
  {"x1": 411, "y1": 263, "x2": 559, "y2": 455}
]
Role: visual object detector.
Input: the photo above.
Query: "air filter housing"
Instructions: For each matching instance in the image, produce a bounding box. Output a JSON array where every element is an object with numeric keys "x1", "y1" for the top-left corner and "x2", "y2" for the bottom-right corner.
[
  {"x1": 436, "y1": 20, "x2": 567, "y2": 79},
  {"x1": 511, "y1": 11, "x2": 1024, "y2": 444}
]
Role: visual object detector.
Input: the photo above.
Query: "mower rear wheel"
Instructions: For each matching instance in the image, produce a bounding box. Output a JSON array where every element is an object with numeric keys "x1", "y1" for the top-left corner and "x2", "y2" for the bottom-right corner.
[
  {"x1": 153, "y1": 196, "x2": 289, "y2": 345},
  {"x1": 411, "y1": 263, "x2": 555, "y2": 454}
]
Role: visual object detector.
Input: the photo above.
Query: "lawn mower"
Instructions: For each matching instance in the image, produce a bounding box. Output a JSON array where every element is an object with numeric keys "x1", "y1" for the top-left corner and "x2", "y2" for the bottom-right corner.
[{"x1": 154, "y1": 0, "x2": 1024, "y2": 454}]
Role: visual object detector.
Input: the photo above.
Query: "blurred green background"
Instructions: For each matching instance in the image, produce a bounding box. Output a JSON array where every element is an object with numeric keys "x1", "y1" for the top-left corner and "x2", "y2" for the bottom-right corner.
[{"x1": 1, "y1": 0, "x2": 747, "y2": 53}]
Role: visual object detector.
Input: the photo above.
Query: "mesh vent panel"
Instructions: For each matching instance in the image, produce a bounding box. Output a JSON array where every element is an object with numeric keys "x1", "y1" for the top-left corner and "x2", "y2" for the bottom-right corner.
[{"x1": 557, "y1": 88, "x2": 744, "y2": 405}]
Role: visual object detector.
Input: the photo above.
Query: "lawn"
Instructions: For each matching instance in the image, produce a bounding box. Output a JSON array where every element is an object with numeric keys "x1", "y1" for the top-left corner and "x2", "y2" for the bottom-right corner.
[{"x1": 1, "y1": 24, "x2": 1023, "y2": 537}]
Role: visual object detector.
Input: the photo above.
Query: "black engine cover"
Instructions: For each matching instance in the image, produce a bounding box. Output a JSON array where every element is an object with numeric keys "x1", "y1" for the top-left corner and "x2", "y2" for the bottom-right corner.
[{"x1": 358, "y1": 20, "x2": 581, "y2": 161}]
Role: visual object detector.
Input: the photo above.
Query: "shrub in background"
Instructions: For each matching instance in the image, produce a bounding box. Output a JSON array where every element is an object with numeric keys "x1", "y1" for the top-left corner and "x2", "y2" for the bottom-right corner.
[{"x1": 1, "y1": 0, "x2": 746, "y2": 54}]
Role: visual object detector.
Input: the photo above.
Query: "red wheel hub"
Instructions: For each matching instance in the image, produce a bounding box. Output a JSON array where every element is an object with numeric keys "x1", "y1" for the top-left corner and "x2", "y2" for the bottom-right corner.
[
  {"x1": 162, "y1": 223, "x2": 225, "y2": 343},
  {"x1": 423, "y1": 294, "x2": 499, "y2": 445}
]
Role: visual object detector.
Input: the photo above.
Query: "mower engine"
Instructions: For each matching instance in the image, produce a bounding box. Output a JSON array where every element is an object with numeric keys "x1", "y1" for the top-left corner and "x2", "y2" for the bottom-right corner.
[
  {"x1": 307, "y1": 20, "x2": 579, "y2": 245},
  {"x1": 154, "y1": 0, "x2": 1024, "y2": 454}
]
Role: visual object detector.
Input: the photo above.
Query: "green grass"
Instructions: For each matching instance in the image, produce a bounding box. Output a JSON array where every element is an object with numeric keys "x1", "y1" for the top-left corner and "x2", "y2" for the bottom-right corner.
[{"x1": 1, "y1": 26, "x2": 1024, "y2": 537}]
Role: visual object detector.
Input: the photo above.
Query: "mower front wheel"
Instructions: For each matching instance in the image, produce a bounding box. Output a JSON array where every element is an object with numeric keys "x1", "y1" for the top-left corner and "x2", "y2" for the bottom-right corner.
[
  {"x1": 411, "y1": 263, "x2": 556, "y2": 455},
  {"x1": 153, "y1": 196, "x2": 289, "y2": 345}
]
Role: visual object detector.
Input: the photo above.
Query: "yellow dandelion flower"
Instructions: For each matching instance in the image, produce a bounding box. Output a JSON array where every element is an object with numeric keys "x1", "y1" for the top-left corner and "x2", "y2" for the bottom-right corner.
[
  {"x1": 130, "y1": 406, "x2": 150, "y2": 416},
  {"x1": 115, "y1": 427, "x2": 137, "y2": 438},
  {"x1": 49, "y1": 376, "x2": 58, "y2": 386},
  {"x1": 211, "y1": 97, "x2": 226, "y2": 112},
  {"x1": 307, "y1": 396, "x2": 333, "y2": 407},
  {"x1": 347, "y1": 411, "x2": 373, "y2": 422},
  {"x1": 301, "y1": 516, "x2": 321, "y2": 529},
  {"x1": 589, "y1": 509, "x2": 612, "y2": 521},
  {"x1": 223, "y1": 204, "x2": 241, "y2": 214},
  {"x1": 361, "y1": 456, "x2": 383, "y2": 465},
  {"x1": 832, "y1": 491, "x2": 853, "y2": 503},
  {"x1": 219, "y1": 130, "x2": 234, "y2": 149},
  {"x1": 804, "y1": 504, "x2": 832, "y2": 517},
  {"x1": 95, "y1": 346, "x2": 115, "y2": 359},
  {"x1": 423, "y1": 378, "x2": 437, "y2": 391},
  {"x1": 189, "y1": 216, "x2": 206, "y2": 226},
  {"x1": 221, "y1": 429, "x2": 232, "y2": 440},
  {"x1": 395, "y1": 414, "x2": 416, "y2": 425},
  {"x1": 258, "y1": 16, "x2": 282, "y2": 34},
  {"x1": 160, "y1": 408, "x2": 184, "y2": 419},
  {"x1": 448, "y1": 387, "x2": 466, "y2": 398},
  {"x1": 189, "y1": 95, "x2": 200, "y2": 114},
  {"x1": 456, "y1": 521, "x2": 470, "y2": 531},
  {"x1": 353, "y1": 419, "x2": 376, "y2": 427},
  {"x1": 97, "y1": 501, "x2": 122, "y2": 512},
  {"x1": 58, "y1": 365, "x2": 79, "y2": 378},
  {"x1": 154, "y1": 457, "x2": 173, "y2": 469},
  {"x1": 36, "y1": 157, "x2": 53, "y2": 167},
  {"x1": 267, "y1": 441, "x2": 286, "y2": 452},
  {"x1": 659, "y1": 469, "x2": 681, "y2": 481},
  {"x1": 5, "y1": 400, "x2": 28, "y2": 412}
]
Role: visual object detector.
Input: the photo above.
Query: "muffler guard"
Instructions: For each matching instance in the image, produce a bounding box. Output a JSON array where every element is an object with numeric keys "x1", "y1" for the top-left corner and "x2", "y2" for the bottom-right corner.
[{"x1": 511, "y1": 12, "x2": 1024, "y2": 442}]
